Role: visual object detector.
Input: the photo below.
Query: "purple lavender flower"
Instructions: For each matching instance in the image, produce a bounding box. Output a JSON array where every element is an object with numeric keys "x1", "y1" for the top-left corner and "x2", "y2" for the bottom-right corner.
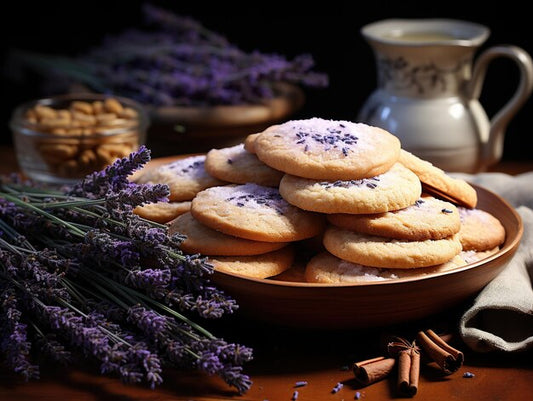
[
  {"x1": 17, "y1": 3, "x2": 328, "y2": 108},
  {"x1": 107, "y1": 183, "x2": 169, "y2": 210},
  {"x1": 127, "y1": 305, "x2": 168, "y2": 338},
  {"x1": 123, "y1": 343, "x2": 163, "y2": 389},
  {"x1": 35, "y1": 333, "x2": 72, "y2": 365},
  {"x1": 0, "y1": 288, "x2": 40, "y2": 381},
  {"x1": 83, "y1": 230, "x2": 140, "y2": 268},
  {"x1": 68, "y1": 145, "x2": 151, "y2": 199},
  {"x1": 124, "y1": 268, "x2": 172, "y2": 294}
]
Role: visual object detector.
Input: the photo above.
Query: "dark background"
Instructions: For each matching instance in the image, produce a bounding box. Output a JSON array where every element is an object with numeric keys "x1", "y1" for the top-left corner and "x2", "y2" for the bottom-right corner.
[{"x1": 2, "y1": 0, "x2": 532, "y2": 161}]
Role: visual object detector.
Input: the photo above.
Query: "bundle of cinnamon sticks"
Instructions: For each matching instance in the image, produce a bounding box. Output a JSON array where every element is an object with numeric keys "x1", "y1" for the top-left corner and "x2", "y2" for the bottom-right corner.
[{"x1": 352, "y1": 329, "x2": 464, "y2": 397}]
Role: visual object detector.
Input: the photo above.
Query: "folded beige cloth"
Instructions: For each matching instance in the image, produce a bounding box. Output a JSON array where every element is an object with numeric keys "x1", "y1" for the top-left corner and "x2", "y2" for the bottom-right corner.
[{"x1": 451, "y1": 171, "x2": 533, "y2": 352}]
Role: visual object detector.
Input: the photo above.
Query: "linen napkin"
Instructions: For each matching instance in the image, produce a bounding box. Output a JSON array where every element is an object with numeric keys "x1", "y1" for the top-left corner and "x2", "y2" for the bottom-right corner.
[{"x1": 450, "y1": 171, "x2": 533, "y2": 353}]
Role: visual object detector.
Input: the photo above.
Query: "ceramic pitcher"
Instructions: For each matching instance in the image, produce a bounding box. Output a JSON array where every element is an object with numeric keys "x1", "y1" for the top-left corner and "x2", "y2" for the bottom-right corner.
[{"x1": 357, "y1": 19, "x2": 533, "y2": 173}]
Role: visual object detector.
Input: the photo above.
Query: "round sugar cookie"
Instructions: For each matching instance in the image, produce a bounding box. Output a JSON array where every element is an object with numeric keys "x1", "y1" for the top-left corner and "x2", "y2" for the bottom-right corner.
[
  {"x1": 271, "y1": 263, "x2": 306, "y2": 282},
  {"x1": 279, "y1": 163, "x2": 421, "y2": 214},
  {"x1": 457, "y1": 207, "x2": 506, "y2": 251},
  {"x1": 135, "y1": 155, "x2": 226, "y2": 201},
  {"x1": 304, "y1": 252, "x2": 467, "y2": 284},
  {"x1": 205, "y1": 143, "x2": 284, "y2": 187},
  {"x1": 208, "y1": 245, "x2": 295, "y2": 279},
  {"x1": 460, "y1": 247, "x2": 500, "y2": 264},
  {"x1": 191, "y1": 183, "x2": 326, "y2": 242},
  {"x1": 305, "y1": 252, "x2": 400, "y2": 283},
  {"x1": 399, "y1": 149, "x2": 478, "y2": 208},
  {"x1": 168, "y1": 211, "x2": 288, "y2": 256},
  {"x1": 133, "y1": 201, "x2": 191, "y2": 223},
  {"x1": 326, "y1": 195, "x2": 460, "y2": 240},
  {"x1": 323, "y1": 226, "x2": 462, "y2": 268},
  {"x1": 254, "y1": 118, "x2": 401, "y2": 180}
]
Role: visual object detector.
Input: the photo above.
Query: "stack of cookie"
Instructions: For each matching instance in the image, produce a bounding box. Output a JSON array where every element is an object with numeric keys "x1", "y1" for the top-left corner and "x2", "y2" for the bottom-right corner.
[{"x1": 132, "y1": 117, "x2": 506, "y2": 283}]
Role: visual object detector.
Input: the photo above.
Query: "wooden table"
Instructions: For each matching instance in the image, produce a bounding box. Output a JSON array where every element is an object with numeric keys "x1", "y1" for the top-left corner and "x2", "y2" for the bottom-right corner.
[{"x1": 1, "y1": 144, "x2": 532, "y2": 400}]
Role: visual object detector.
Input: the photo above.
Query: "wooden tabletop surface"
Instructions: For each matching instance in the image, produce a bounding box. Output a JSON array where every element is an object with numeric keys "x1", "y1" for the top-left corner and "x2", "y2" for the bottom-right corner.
[{"x1": 1, "y1": 144, "x2": 532, "y2": 400}]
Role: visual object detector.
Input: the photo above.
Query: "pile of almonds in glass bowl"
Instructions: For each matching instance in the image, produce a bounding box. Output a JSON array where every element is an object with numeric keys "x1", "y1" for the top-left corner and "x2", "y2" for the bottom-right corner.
[{"x1": 10, "y1": 93, "x2": 149, "y2": 184}]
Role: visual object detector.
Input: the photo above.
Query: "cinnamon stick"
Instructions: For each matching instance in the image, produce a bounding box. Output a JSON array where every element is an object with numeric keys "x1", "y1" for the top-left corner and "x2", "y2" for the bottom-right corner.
[
  {"x1": 416, "y1": 329, "x2": 464, "y2": 374},
  {"x1": 352, "y1": 356, "x2": 396, "y2": 386},
  {"x1": 387, "y1": 336, "x2": 420, "y2": 397},
  {"x1": 397, "y1": 348, "x2": 420, "y2": 397}
]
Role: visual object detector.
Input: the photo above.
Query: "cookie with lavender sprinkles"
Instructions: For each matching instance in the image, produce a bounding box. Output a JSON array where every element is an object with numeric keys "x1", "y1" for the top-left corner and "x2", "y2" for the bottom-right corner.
[
  {"x1": 205, "y1": 143, "x2": 284, "y2": 187},
  {"x1": 326, "y1": 195, "x2": 460, "y2": 240},
  {"x1": 190, "y1": 183, "x2": 326, "y2": 242},
  {"x1": 305, "y1": 252, "x2": 468, "y2": 284},
  {"x1": 457, "y1": 207, "x2": 506, "y2": 251},
  {"x1": 168, "y1": 211, "x2": 288, "y2": 256},
  {"x1": 399, "y1": 149, "x2": 478, "y2": 208},
  {"x1": 254, "y1": 118, "x2": 401, "y2": 180},
  {"x1": 323, "y1": 226, "x2": 462, "y2": 268},
  {"x1": 279, "y1": 163, "x2": 421, "y2": 214},
  {"x1": 135, "y1": 154, "x2": 226, "y2": 201},
  {"x1": 208, "y1": 245, "x2": 295, "y2": 279}
]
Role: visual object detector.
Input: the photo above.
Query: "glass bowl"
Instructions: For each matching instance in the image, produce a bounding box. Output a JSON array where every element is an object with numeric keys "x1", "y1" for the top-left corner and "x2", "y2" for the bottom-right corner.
[{"x1": 10, "y1": 93, "x2": 150, "y2": 184}]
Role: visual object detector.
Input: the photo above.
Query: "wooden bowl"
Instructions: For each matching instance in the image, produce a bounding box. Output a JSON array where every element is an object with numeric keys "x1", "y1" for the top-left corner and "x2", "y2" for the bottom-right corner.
[
  {"x1": 132, "y1": 156, "x2": 523, "y2": 329},
  {"x1": 144, "y1": 82, "x2": 305, "y2": 155},
  {"x1": 210, "y1": 184, "x2": 523, "y2": 329}
]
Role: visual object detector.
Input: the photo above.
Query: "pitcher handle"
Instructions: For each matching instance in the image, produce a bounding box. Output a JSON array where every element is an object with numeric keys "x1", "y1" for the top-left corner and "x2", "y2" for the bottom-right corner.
[{"x1": 467, "y1": 45, "x2": 533, "y2": 169}]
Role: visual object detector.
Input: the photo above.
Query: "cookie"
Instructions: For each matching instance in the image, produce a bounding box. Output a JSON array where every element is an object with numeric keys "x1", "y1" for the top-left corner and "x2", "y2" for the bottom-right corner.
[
  {"x1": 399, "y1": 149, "x2": 478, "y2": 208},
  {"x1": 270, "y1": 262, "x2": 307, "y2": 282},
  {"x1": 305, "y1": 252, "x2": 400, "y2": 283},
  {"x1": 279, "y1": 163, "x2": 421, "y2": 214},
  {"x1": 190, "y1": 183, "x2": 326, "y2": 242},
  {"x1": 460, "y1": 247, "x2": 500, "y2": 264},
  {"x1": 304, "y1": 252, "x2": 467, "y2": 284},
  {"x1": 168, "y1": 211, "x2": 288, "y2": 256},
  {"x1": 326, "y1": 195, "x2": 460, "y2": 240},
  {"x1": 133, "y1": 201, "x2": 191, "y2": 223},
  {"x1": 208, "y1": 245, "x2": 295, "y2": 279},
  {"x1": 135, "y1": 155, "x2": 226, "y2": 201},
  {"x1": 205, "y1": 143, "x2": 284, "y2": 187},
  {"x1": 243, "y1": 132, "x2": 261, "y2": 154},
  {"x1": 457, "y1": 207, "x2": 506, "y2": 251},
  {"x1": 254, "y1": 118, "x2": 401, "y2": 180},
  {"x1": 322, "y1": 226, "x2": 462, "y2": 268}
]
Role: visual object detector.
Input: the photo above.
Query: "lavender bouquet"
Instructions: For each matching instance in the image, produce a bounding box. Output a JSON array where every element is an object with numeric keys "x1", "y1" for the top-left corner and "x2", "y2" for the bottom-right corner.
[
  {"x1": 0, "y1": 146, "x2": 253, "y2": 394},
  {"x1": 12, "y1": 3, "x2": 328, "y2": 107}
]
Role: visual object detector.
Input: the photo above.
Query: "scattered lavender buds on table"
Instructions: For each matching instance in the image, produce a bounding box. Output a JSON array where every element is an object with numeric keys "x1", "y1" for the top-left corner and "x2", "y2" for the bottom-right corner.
[
  {"x1": 331, "y1": 382, "x2": 344, "y2": 393},
  {"x1": 463, "y1": 371, "x2": 475, "y2": 378}
]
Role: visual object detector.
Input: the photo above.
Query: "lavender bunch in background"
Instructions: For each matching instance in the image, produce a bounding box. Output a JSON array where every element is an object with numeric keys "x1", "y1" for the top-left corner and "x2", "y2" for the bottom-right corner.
[
  {"x1": 13, "y1": 3, "x2": 328, "y2": 107},
  {"x1": 0, "y1": 147, "x2": 252, "y2": 394}
]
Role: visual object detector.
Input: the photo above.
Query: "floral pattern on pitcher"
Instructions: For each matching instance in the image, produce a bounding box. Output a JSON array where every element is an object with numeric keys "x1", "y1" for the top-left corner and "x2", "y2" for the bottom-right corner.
[{"x1": 376, "y1": 56, "x2": 471, "y2": 94}]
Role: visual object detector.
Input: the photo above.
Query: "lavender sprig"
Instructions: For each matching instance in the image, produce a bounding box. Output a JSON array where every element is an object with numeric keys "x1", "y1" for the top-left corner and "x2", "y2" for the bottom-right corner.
[
  {"x1": 12, "y1": 3, "x2": 328, "y2": 107},
  {"x1": 0, "y1": 148, "x2": 253, "y2": 393},
  {"x1": 0, "y1": 287, "x2": 39, "y2": 381}
]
